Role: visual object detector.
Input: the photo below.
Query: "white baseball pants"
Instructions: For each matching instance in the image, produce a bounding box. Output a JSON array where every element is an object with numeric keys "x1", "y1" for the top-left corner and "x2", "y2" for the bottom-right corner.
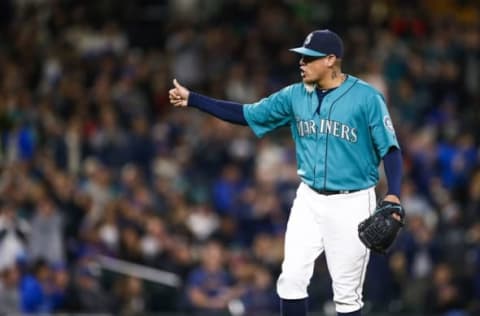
[{"x1": 277, "y1": 182, "x2": 376, "y2": 313}]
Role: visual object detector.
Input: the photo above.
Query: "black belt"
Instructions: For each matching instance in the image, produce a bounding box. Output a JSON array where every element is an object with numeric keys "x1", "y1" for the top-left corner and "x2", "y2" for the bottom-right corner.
[{"x1": 309, "y1": 186, "x2": 360, "y2": 195}]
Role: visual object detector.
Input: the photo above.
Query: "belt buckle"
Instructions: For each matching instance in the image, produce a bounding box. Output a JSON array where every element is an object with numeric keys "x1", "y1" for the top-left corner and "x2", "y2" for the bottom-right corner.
[{"x1": 339, "y1": 190, "x2": 350, "y2": 194}]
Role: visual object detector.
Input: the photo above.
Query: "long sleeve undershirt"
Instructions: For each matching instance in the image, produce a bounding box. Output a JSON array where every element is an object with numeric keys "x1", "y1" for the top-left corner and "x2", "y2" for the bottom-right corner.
[
  {"x1": 383, "y1": 147, "x2": 403, "y2": 197},
  {"x1": 188, "y1": 92, "x2": 248, "y2": 125}
]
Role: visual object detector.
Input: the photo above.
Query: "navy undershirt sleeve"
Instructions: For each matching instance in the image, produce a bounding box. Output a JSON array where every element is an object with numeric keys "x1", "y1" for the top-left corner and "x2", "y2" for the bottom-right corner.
[
  {"x1": 383, "y1": 147, "x2": 403, "y2": 197},
  {"x1": 188, "y1": 92, "x2": 248, "y2": 125}
]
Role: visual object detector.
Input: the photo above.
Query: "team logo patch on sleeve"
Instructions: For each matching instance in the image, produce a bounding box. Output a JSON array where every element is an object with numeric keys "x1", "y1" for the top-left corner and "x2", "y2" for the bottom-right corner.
[{"x1": 383, "y1": 116, "x2": 395, "y2": 133}]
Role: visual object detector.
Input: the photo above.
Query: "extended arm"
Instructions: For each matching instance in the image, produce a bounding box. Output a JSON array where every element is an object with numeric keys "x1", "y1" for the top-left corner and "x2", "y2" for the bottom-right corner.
[
  {"x1": 169, "y1": 79, "x2": 247, "y2": 125},
  {"x1": 188, "y1": 92, "x2": 247, "y2": 125}
]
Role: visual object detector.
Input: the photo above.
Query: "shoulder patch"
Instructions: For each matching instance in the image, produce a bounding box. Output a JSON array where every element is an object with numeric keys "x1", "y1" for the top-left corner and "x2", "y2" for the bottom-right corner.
[{"x1": 383, "y1": 115, "x2": 395, "y2": 133}]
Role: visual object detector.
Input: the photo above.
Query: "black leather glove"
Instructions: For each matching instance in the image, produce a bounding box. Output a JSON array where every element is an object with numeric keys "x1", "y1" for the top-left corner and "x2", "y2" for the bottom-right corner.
[{"x1": 358, "y1": 201, "x2": 405, "y2": 254}]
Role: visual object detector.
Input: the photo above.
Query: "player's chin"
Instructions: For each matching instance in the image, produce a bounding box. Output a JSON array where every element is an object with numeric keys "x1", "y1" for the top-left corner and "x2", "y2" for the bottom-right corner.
[
  {"x1": 301, "y1": 72, "x2": 314, "y2": 83},
  {"x1": 301, "y1": 76, "x2": 316, "y2": 84}
]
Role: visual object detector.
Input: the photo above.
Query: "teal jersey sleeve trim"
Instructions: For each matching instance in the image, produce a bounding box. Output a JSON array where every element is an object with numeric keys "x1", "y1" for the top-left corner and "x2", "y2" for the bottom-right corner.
[{"x1": 243, "y1": 106, "x2": 263, "y2": 137}]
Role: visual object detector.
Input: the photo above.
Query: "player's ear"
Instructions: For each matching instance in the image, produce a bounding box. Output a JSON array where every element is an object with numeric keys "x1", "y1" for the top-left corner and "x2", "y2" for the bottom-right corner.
[{"x1": 326, "y1": 55, "x2": 337, "y2": 67}]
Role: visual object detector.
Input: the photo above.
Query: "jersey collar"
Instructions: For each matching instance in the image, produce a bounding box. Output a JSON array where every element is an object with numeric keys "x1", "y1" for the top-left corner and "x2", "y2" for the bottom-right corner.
[
  {"x1": 324, "y1": 74, "x2": 358, "y2": 101},
  {"x1": 303, "y1": 75, "x2": 359, "y2": 116},
  {"x1": 303, "y1": 74, "x2": 358, "y2": 94}
]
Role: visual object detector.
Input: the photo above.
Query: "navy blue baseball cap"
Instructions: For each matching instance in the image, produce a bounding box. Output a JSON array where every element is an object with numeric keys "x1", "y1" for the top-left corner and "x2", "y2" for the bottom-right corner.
[{"x1": 290, "y1": 29, "x2": 344, "y2": 58}]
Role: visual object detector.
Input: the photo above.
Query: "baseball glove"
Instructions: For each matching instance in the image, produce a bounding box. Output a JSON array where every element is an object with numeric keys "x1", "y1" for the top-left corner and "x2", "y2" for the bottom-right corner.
[{"x1": 358, "y1": 201, "x2": 405, "y2": 254}]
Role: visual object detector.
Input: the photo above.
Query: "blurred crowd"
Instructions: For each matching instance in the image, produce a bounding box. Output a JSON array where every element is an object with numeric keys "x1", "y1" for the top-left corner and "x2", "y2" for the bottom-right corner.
[{"x1": 0, "y1": 0, "x2": 479, "y2": 315}]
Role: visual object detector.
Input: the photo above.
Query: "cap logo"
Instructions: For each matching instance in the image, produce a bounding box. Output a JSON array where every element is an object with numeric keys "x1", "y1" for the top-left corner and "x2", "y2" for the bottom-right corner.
[{"x1": 304, "y1": 33, "x2": 313, "y2": 46}]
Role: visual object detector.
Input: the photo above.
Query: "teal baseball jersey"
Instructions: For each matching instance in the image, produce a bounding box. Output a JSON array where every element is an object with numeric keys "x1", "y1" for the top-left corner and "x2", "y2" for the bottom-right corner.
[{"x1": 243, "y1": 75, "x2": 400, "y2": 191}]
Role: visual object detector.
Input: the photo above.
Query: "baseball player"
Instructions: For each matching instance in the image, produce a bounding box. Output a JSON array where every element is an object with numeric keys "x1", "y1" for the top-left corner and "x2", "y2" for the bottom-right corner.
[{"x1": 169, "y1": 29, "x2": 404, "y2": 316}]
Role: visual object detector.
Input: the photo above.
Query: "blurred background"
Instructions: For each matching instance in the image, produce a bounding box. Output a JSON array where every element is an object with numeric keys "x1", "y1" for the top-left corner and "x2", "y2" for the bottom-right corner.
[{"x1": 0, "y1": 0, "x2": 479, "y2": 315}]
